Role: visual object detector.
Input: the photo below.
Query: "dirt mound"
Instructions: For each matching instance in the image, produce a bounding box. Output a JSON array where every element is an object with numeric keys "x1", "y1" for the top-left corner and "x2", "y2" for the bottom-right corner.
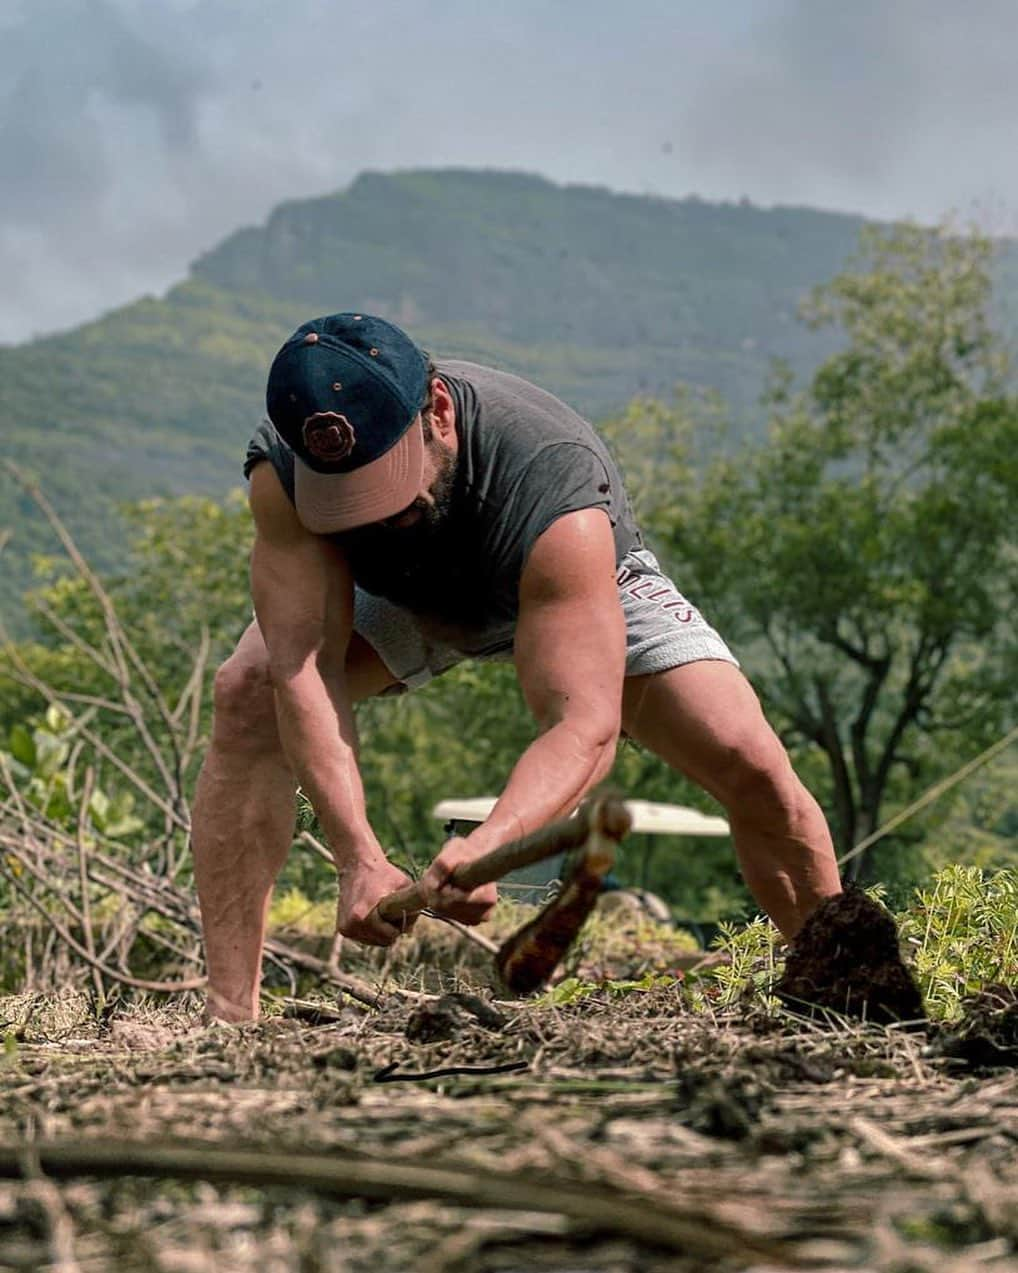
[
  {"x1": 775, "y1": 888, "x2": 926, "y2": 1024},
  {"x1": 934, "y1": 984, "x2": 1018, "y2": 1068}
]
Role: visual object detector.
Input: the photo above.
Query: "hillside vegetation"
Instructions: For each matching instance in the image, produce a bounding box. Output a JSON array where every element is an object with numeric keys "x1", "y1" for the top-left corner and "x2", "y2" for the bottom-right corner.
[
  {"x1": 7, "y1": 168, "x2": 1017, "y2": 619},
  {"x1": 193, "y1": 168, "x2": 871, "y2": 396}
]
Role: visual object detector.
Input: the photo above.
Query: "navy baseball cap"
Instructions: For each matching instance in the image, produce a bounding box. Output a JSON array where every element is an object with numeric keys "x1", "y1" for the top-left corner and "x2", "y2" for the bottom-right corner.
[{"x1": 266, "y1": 313, "x2": 430, "y2": 533}]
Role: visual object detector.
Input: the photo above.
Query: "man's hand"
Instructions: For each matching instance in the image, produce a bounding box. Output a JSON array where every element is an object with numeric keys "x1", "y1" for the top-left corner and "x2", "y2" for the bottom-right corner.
[
  {"x1": 420, "y1": 837, "x2": 498, "y2": 925},
  {"x1": 337, "y1": 856, "x2": 419, "y2": 946}
]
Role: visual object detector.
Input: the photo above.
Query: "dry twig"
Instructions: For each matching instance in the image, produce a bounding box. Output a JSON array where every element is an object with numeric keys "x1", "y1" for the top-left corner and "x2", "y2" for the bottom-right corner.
[{"x1": 0, "y1": 1139, "x2": 793, "y2": 1264}]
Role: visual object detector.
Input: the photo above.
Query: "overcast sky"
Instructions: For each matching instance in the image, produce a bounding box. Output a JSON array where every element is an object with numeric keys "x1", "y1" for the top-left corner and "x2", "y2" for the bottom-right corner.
[{"x1": 4, "y1": 0, "x2": 1018, "y2": 345}]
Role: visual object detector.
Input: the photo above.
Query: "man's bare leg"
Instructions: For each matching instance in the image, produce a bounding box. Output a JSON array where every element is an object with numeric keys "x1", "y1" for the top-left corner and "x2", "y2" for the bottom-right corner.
[
  {"x1": 621, "y1": 661, "x2": 841, "y2": 940},
  {"x1": 191, "y1": 621, "x2": 397, "y2": 1022}
]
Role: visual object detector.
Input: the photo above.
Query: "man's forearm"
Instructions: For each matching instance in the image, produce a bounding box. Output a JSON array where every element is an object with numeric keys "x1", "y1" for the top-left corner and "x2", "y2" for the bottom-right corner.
[
  {"x1": 271, "y1": 666, "x2": 384, "y2": 868},
  {"x1": 464, "y1": 717, "x2": 618, "y2": 857}
]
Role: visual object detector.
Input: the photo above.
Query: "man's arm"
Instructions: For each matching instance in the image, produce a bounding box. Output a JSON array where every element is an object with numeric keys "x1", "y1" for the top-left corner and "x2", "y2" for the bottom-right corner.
[
  {"x1": 421, "y1": 508, "x2": 625, "y2": 917},
  {"x1": 248, "y1": 464, "x2": 410, "y2": 944}
]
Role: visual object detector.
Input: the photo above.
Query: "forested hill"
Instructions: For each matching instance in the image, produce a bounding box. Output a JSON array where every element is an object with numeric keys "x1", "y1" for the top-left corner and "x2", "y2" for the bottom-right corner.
[
  {"x1": 191, "y1": 168, "x2": 871, "y2": 410},
  {"x1": 2, "y1": 168, "x2": 1016, "y2": 618}
]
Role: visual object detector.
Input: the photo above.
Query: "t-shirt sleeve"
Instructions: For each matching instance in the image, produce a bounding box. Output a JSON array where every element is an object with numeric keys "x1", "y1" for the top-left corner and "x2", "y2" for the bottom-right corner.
[
  {"x1": 243, "y1": 419, "x2": 296, "y2": 501},
  {"x1": 510, "y1": 441, "x2": 617, "y2": 572}
]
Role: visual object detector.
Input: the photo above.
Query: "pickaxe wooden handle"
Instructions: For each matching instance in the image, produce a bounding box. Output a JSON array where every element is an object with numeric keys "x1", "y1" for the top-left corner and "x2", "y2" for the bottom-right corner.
[{"x1": 375, "y1": 795, "x2": 630, "y2": 926}]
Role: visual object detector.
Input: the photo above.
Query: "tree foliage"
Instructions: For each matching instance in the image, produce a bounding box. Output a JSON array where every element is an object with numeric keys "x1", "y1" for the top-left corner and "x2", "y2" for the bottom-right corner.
[{"x1": 633, "y1": 224, "x2": 1018, "y2": 883}]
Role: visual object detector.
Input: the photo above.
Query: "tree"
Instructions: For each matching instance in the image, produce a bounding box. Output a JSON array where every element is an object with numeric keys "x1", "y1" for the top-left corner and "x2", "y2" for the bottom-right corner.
[{"x1": 638, "y1": 224, "x2": 1018, "y2": 884}]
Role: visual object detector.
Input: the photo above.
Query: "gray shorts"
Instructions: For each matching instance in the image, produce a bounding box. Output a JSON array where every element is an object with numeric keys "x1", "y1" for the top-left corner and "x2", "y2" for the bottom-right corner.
[{"x1": 354, "y1": 547, "x2": 737, "y2": 691}]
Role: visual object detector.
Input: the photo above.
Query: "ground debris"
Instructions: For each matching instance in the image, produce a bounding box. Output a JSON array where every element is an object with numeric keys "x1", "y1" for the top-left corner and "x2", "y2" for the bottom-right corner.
[
  {"x1": 673, "y1": 1069, "x2": 769, "y2": 1140},
  {"x1": 405, "y1": 992, "x2": 508, "y2": 1043},
  {"x1": 933, "y1": 985, "x2": 1018, "y2": 1069},
  {"x1": 1, "y1": 990, "x2": 1016, "y2": 1271},
  {"x1": 0, "y1": 989, "x2": 97, "y2": 1042}
]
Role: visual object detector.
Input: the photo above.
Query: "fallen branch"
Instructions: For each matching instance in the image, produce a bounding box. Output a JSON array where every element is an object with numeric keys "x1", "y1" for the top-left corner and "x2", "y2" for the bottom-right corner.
[
  {"x1": 262, "y1": 936, "x2": 396, "y2": 1008},
  {"x1": 0, "y1": 1140, "x2": 793, "y2": 1264},
  {"x1": 0, "y1": 855, "x2": 206, "y2": 993}
]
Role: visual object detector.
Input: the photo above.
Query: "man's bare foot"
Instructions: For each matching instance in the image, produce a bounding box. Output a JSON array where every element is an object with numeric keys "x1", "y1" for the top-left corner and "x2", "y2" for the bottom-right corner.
[{"x1": 203, "y1": 987, "x2": 258, "y2": 1025}]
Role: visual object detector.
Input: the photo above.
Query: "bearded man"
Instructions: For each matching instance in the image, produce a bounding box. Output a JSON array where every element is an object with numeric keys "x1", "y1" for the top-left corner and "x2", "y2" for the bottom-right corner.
[{"x1": 191, "y1": 313, "x2": 842, "y2": 1023}]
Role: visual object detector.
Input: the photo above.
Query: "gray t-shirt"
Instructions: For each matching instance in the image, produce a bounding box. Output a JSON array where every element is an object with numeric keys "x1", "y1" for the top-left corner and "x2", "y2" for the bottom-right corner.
[{"x1": 244, "y1": 359, "x2": 641, "y2": 642}]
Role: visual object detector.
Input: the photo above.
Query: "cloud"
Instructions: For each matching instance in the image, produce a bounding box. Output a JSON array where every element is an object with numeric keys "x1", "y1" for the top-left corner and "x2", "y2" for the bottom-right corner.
[
  {"x1": 3, "y1": 0, "x2": 1018, "y2": 344},
  {"x1": 676, "y1": 0, "x2": 1018, "y2": 222},
  {"x1": 0, "y1": 0, "x2": 208, "y2": 225},
  {"x1": 0, "y1": 0, "x2": 707, "y2": 341}
]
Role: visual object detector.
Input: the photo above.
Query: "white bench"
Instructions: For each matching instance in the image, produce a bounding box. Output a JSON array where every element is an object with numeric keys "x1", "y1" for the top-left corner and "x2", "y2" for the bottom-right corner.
[{"x1": 432, "y1": 797, "x2": 729, "y2": 904}]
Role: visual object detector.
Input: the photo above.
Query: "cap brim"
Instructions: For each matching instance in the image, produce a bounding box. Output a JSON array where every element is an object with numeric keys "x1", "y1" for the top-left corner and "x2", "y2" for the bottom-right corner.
[{"x1": 294, "y1": 418, "x2": 425, "y2": 533}]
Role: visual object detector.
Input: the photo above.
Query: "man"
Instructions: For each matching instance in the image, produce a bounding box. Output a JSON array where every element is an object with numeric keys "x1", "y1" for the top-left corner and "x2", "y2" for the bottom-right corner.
[{"x1": 192, "y1": 313, "x2": 842, "y2": 1023}]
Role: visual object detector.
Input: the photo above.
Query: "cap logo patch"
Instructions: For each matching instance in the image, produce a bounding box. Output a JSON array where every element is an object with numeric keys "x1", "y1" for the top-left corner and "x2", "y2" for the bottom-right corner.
[{"x1": 302, "y1": 412, "x2": 356, "y2": 463}]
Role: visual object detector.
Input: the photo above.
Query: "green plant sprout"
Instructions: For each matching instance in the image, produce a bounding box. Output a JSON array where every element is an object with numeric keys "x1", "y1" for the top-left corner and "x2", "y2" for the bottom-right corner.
[{"x1": 3, "y1": 704, "x2": 144, "y2": 839}]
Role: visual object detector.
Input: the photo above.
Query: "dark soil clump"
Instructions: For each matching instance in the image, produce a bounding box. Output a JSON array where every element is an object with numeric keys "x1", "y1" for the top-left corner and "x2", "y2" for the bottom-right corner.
[
  {"x1": 405, "y1": 992, "x2": 507, "y2": 1043},
  {"x1": 934, "y1": 984, "x2": 1018, "y2": 1068},
  {"x1": 775, "y1": 888, "x2": 926, "y2": 1024}
]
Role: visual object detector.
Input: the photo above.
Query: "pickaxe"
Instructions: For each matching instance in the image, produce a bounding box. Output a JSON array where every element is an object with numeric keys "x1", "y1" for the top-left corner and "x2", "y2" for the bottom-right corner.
[{"x1": 374, "y1": 795, "x2": 631, "y2": 995}]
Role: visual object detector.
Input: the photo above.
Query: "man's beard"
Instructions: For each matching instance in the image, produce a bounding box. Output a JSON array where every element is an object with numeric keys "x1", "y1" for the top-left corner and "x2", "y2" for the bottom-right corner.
[
  {"x1": 337, "y1": 439, "x2": 487, "y2": 626},
  {"x1": 389, "y1": 437, "x2": 458, "y2": 538},
  {"x1": 337, "y1": 438, "x2": 460, "y2": 577}
]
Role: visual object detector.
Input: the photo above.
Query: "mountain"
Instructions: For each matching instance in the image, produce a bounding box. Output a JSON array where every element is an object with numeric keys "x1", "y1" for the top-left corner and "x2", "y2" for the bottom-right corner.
[
  {"x1": 192, "y1": 168, "x2": 870, "y2": 404},
  {"x1": 2, "y1": 168, "x2": 1015, "y2": 622}
]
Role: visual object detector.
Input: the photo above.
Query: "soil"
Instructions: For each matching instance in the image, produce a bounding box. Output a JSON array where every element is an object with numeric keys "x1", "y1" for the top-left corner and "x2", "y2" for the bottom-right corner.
[
  {"x1": 775, "y1": 887, "x2": 927, "y2": 1024},
  {"x1": 1, "y1": 979, "x2": 1016, "y2": 1273}
]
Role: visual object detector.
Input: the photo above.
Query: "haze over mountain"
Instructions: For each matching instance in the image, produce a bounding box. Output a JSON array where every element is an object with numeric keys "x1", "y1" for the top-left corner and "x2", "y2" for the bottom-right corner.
[
  {"x1": 8, "y1": 1, "x2": 1018, "y2": 346},
  {"x1": 2, "y1": 168, "x2": 1016, "y2": 620}
]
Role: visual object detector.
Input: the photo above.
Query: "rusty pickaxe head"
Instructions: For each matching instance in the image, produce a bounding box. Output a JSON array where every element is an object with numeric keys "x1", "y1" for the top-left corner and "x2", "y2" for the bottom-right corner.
[
  {"x1": 496, "y1": 808, "x2": 623, "y2": 994},
  {"x1": 375, "y1": 795, "x2": 632, "y2": 995}
]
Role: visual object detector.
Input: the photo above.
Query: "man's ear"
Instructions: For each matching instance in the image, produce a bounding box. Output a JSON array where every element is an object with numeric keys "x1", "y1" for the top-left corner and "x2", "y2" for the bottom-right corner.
[{"x1": 430, "y1": 377, "x2": 457, "y2": 445}]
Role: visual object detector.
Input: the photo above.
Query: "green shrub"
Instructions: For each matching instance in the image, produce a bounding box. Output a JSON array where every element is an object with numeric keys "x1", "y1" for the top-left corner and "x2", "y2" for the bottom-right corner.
[{"x1": 897, "y1": 864, "x2": 1018, "y2": 1020}]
